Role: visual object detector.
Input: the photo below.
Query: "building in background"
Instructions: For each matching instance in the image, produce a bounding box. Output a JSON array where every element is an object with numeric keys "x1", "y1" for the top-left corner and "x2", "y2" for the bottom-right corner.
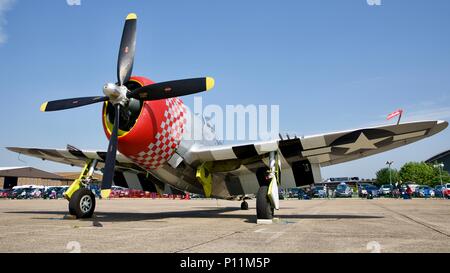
[
  {"x1": 425, "y1": 150, "x2": 450, "y2": 173},
  {"x1": 0, "y1": 167, "x2": 73, "y2": 189}
]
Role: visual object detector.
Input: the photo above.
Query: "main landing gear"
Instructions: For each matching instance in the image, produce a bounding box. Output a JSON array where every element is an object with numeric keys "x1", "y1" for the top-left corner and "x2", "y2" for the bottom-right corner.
[
  {"x1": 69, "y1": 188, "x2": 96, "y2": 218},
  {"x1": 256, "y1": 151, "x2": 280, "y2": 220},
  {"x1": 256, "y1": 185, "x2": 274, "y2": 219},
  {"x1": 64, "y1": 159, "x2": 99, "y2": 219}
]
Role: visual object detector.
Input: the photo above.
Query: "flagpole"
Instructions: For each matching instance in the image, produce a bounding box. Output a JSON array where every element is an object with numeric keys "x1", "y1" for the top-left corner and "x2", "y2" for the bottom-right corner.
[{"x1": 396, "y1": 111, "x2": 402, "y2": 125}]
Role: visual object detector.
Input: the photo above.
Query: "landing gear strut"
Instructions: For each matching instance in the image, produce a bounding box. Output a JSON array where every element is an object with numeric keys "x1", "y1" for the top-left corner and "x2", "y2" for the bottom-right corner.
[{"x1": 65, "y1": 159, "x2": 99, "y2": 219}]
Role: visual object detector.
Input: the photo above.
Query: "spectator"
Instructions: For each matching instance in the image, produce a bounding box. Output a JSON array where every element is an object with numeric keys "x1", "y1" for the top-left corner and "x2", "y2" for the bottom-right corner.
[{"x1": 406, "y1": 185, "x2": 413, "y2": 199}]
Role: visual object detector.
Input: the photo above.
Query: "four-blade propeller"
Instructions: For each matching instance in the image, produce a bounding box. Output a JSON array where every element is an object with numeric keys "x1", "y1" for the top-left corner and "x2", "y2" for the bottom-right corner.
[{"x1": 40, "y1": 13, "x2": 215, "y2": 198}]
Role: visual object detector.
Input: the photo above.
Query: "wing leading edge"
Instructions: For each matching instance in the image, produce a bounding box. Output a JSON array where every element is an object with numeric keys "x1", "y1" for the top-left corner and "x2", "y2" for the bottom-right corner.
[{"x1": 186, "y1": 120, "x2": 448, "y2": 167}]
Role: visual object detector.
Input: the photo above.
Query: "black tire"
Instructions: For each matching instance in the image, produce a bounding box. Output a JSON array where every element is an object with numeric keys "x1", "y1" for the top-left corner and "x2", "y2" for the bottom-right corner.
[
  {"x1": 241, "y1": 201, "x2": 249, "y2": 210},
  {"x1": 68, "y1": 188, "x2": 96, "y2": 219},
  {"x1": 256, "y1": 186, "x2": 274, "y2": 219}
]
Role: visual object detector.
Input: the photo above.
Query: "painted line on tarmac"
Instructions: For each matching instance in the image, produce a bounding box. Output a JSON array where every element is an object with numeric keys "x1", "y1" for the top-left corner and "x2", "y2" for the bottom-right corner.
[{"x1": 371, "y1": 201, "x2": 450, "y2": 238}]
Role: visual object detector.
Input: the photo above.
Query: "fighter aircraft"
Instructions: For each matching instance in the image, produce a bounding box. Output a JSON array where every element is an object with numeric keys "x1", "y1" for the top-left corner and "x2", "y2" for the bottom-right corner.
[{"x1": 7, "y1": 13, "x2": 448, "y2": 220}]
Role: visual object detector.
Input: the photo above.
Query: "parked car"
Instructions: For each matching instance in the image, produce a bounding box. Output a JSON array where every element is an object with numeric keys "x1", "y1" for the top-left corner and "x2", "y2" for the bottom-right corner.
[
  {"x1": 434, "y1": 185, "x2": 450, "y2": 198},
  {"x1": 441, "y1": 183, "x2": 450, "y2": 198},
  {"x1": 110, "y1": 186, "x2": 129, "y2": 198},
  {"x1": 129, "y1": 189, "x2": 145, "y2": 198},
  {"x1": 289, "y1": 188, "x2": 310, "y2": 200},
  {"x1": 313, "y1": 186, "x2": 327, "y2": 198},
  {"x1": 16, "y1": 187, "x2": 35, "y2": 199},
  {"x1": 278, "y1": 189, "x2": 285, "y2": 200},
  {"x1": 358, "y1": 183, "x2": 371, "y2": 197},
  {"x1": 335, "y1": 183, "x2": 353, "y2": 198},
  {"x1": 379, "y1": 184, "x2": 394, "y2": 196},
  {"x1": 358, "y1": 184, "x2": 379, "y2": 198},
  {"x1": 56, "y1": 186, "x2": 69, "y2": 199},
  {"x1": 416, "y1": 185, "x2": 435, "y2": 198},
  {"x1": 42, "y1": 187, "x2": 58, "y2": 199},
  {"x1": 0, "y1": 189, "x2": 12, "y2": 198},
  {"x1": 407, "y1": 183, "x2": 420, "y2": 194}
]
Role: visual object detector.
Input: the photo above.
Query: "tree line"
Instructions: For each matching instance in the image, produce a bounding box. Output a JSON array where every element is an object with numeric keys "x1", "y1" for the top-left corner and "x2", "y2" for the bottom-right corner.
[{"x1": 375, "y1": 162, "x2": 450, "y2": 187}]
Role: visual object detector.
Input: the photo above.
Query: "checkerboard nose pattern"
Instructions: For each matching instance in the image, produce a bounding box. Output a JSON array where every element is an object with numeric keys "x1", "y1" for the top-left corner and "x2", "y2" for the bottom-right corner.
[{"x1": 129, "y1": 98, "x2": 187, "y2": 170}]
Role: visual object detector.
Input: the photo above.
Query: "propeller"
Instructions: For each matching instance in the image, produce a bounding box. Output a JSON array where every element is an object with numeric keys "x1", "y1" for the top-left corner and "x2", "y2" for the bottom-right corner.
[{"x1": 39, "y1": 13, "x2": 215, "y2": 199}]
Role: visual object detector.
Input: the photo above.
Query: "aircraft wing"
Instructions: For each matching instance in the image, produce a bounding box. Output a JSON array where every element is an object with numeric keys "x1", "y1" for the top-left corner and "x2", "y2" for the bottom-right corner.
[
  {"x1": 6, "y1": 146, "x2": 146, "y2": 173},
  {"x1": 186, "y1": 120, "x2": 448, "y2": 169},
  {"x1": 4, "y1": 146, "x2": 177, "y2": 193}
]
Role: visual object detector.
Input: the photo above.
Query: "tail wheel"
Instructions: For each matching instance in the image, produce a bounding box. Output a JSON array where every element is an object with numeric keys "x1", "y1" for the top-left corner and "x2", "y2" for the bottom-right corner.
[
  {"x1": 241, "y1": 200, "x2": 249, "y2": 210},
  {"x1": 69, "y1": 188, "x2": 96, "y2": 219},
  {"x1": 256, "y1": 186, "x2": 274, "y2": 219}
]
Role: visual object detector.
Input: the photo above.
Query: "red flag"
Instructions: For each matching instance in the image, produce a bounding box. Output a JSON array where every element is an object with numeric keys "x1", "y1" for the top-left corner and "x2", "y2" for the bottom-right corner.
[{"x1": 387, "y1": 109, "x2": 403, "y2": 120}]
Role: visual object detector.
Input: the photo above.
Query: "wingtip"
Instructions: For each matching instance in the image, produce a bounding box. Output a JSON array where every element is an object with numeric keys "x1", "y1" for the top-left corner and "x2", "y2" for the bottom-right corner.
[
  {"x1": 206, "y1": 77, "x2": 215, "y2": 91},
  {"x1": 437, "y1": 120, "x2": 449, "y2": 130},
  {"x1": 126, "y1": 13, "x2": 137, "y2": 20},
  {"x1": 40, "y1": 102, "x2": 48, "y2": 112}
]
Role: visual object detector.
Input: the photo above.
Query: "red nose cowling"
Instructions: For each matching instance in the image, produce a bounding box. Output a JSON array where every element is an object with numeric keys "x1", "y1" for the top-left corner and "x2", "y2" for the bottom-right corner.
[{"x1": 102, "y1": 76, "x2": 187, "y2": 170}]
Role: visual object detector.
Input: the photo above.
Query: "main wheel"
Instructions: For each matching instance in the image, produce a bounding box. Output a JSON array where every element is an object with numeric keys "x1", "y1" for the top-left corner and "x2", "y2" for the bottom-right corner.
[
  {"x1": 68, "y1": 188, "x2": 96, "y2": 219},
  {"x1": 256, "y1": 186, "x2": 274, "y2": 219},
  {"x1": 241, "y1": 200, "x2": 249, "y2": 210}
]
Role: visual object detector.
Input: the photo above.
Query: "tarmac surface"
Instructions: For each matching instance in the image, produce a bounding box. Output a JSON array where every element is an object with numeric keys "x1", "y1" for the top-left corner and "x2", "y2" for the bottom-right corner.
[{"x1": 0, "y1": 198, "x2": 449, "y2": 253}]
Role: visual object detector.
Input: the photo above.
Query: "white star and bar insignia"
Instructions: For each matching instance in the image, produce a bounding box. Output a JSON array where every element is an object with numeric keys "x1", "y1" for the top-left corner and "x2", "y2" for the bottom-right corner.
[{"x1": 335, "y1": 132, "x2": 390, "y2": 154}]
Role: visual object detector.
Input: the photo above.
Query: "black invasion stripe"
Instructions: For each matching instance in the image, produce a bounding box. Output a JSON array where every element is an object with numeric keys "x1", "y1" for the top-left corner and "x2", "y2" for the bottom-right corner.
[
  {"x1": 169, "y1": 186, "x2": 185, "y2": 195},
  {"x1": 96, "y1": 152, "x2": 107, "y2": 161},
  {"x1": 278, "y1": 138, "x2": 303, "y2": 159},
  {"x1": 137, "y1": 173, "x2": 158, "y2": 192},
  {"x1": 225, "y1": 174, "x2": 245, "y2": 196},
  {"x1": 97, "y1": 151, "x2": 119, "y2": 164},
  {"x1": 232, "y1": 144, "x2": 258, "y2": 159},
  {"x1": 291, "y1": 160, "x2": 314, "y2": 187},
  {"x1": 68, "y1": 149, "x2": 87, "y2": 159},
  {"x1": 113, "y1": 171, "x2": 128, "y2": 188}
]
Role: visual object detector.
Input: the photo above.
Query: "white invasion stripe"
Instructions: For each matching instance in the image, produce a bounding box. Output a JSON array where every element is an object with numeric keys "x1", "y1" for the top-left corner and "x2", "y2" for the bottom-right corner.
[
  {"x1": 56, "y1": 150, "x2": 79, "y2": 160},
  {"x1": 393, "y1": 130, "x2": 427, "y2": 141},
  {"x1": 122, "y1": 172, "x2": 143, "y2": 190},
  {"x1": 301, "y1": 135, "x2": 326, "y2": 150},
  {"x1": 311, "y1": 163, "x2": 322, "y2": 183},
  {"x1": 308, "y1": 154, "x2": 331, "y2": 164},
  {"x1": 280, "y1": 166, "x2": 296, "y2": 189},
  {"x1": 210, "y1": 148, "x2": 238, "y2": 160},
  {"x1": 302, "y1": 147, "x2": 332, "y2": 157},
  {"x1": 255, "y1": 141, "x2": 278, "y2": 154}
]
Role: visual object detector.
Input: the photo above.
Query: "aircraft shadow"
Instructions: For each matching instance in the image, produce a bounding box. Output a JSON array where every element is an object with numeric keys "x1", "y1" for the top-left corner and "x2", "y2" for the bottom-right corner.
[{"x1": 6, "y1": 207, "x2": 383, "y2": 223}]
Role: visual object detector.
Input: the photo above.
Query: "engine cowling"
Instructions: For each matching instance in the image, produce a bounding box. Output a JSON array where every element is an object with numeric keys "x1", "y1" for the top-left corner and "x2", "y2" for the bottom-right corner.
[{"x1": 102, "y1": 76, "x2": 187, "y2": 170}]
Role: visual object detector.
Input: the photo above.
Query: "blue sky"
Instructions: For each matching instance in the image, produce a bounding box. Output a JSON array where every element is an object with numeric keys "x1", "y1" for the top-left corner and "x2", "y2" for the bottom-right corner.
[{"x1": 0, "y1": 0, "x2": 449, "y2": 179}]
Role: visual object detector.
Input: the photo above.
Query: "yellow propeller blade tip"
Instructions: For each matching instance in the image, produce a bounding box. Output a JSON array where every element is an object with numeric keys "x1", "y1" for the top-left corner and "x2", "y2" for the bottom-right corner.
[
  {"x1": 101, "y1": 189, "x2": 111, "y2": 199},
  {"x1": 206, "y1": 77, "x2": 215, "y2": 91},
  {"x1": 126, "y1": 13, "x2": 137, "y2": 20},
  {"x1": 40, "y1": 102, "x2": 48, "y2": 112}
]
